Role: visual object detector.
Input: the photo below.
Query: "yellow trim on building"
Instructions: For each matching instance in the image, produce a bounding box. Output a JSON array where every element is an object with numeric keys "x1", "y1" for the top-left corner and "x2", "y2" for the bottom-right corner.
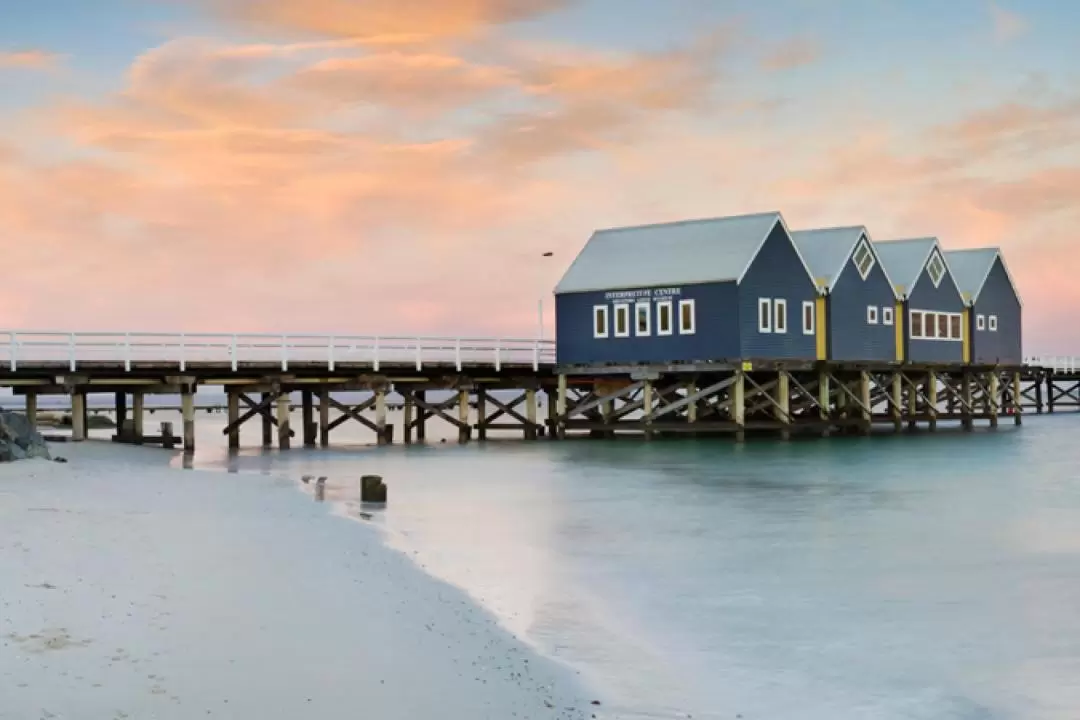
[
  {"x1": 962, "y1": 309, "x2": 971, "y2": 363},
  {"x1": 815, "y1": 296, "x2": 828, "y2": 360},
  {"x1": 895, "y1": 301, "x2": 905, "y2": 362}
]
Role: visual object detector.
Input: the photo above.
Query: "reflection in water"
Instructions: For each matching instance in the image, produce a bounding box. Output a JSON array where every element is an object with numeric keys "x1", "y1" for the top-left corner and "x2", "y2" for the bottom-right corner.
[{"x1": 168, "y1": 410, "x2": 1080, "y2": 720}]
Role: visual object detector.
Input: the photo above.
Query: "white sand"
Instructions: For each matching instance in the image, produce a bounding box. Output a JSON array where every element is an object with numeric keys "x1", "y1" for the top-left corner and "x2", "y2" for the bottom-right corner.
[{"x1": 0, "y1": 444, "x2": 595, "y2": 719}]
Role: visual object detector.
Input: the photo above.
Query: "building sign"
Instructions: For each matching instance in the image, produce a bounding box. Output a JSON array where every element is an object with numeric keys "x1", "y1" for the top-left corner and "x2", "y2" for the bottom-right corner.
[{"x1": 604, "y1": 287, "x2": 683, "y2": 301}]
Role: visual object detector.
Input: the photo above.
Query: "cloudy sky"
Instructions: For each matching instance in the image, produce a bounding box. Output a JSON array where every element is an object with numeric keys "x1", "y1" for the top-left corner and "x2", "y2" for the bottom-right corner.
[{"x1": 0, "y1": 0, "x2": 1076, "y2": 351}]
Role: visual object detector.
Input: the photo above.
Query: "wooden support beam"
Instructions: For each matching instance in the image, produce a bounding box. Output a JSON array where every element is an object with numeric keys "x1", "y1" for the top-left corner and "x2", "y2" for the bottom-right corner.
[
  {"x1": 319, "y1": 387, "x2": 330, "y2": 447},
  {"x1": 132, "y1": 392, "x2": 145, "y2": 444},
  {"x1": 890, "y1": 374, "x2": 903, "y2": 433},
  {"x1": 71, "y1": 392, "x2": 86, "y2": 442},
  {"x1": 301, "y1": 390, "x2": 315, "y2": 447},
  {"x1": 416, "y1": 390, "x2": 427, "y2": 442},
  {"x1": 775, "y1": 371, "x2": 791, "y2": 440},
  {"x1": 260, "y1": 392, "x2": 273, "y2": 448},
  {"x1": 25, "y1": 393, "x2": 37, "y2": 431},
  {"x1": 525, "y1": 388, "x2": 537, "y2": 440},
  {"x1": 227, "y1": 391, "x2": 240, "y2": 449},
  {"x1": 115, "y1": 392, "x2": 128, "y2": 433},
  {"x1": 818, "y1": 367, "x2": 831, "y2": 436},
  {"x1": 458, "y1": 388, "x2": 470, "y2": 444},
  {"x1": 858, "y1": 371, "x2": 872, "y2": 434},
  {"x1": 732, "y1": 371, "x2": 746, "y2": 442},
  {"x1": 685, "y1": 381, "x2": 698, "y2": 424},
  {"x1": 277, "y1": 392, "x2": 291, "y2": 449},
  {"x1": 649, "y1": 377, "x2": 736, "y2": 422},
  {"x1": 1013, "y1": 371, "x2": 1022, "y2": 426},
  {"x1": 556, "y1": 374, "x2": 567, "y2": 439},
  {"x1": 404, "y1": 390, "x2": 417, "y2": 443},
  {"x1": 326, "y1": 395, "x2": 377, "y2": 433},
  {"x1": 546, "y1": 387, "x2": 558, "y2": 439},
  {"x1": 182, "y1": 390, "x2": 196, "y2": 453},
  {"x1": 988, "y1": 372, "x2": 1000, "y2": 428},
  {"x1": 376, "y1": 388, "x2": 389, "y2": 445},
  {"x1": 927, "y1": 371, "x2": 938, "y2": 432},
  {"x1": 642, "y1": 380, "x2": 654, "y2": 440}
]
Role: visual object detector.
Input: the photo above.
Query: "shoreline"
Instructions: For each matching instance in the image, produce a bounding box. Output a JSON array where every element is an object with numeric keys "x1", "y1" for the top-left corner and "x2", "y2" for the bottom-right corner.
[{"x1": 0, "y1": 443, "x2": 599, "y2": 719}]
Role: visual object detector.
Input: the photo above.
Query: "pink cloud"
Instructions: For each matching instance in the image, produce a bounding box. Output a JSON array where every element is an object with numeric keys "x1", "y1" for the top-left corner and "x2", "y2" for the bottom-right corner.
[{"x1": 0, "y1": 49, "x2": 60, "y2": 70}]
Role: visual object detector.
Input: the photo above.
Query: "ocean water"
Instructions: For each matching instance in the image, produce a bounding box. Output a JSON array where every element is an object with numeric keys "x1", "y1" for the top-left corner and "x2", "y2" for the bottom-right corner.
[{"x1": 63, "y1": 407, "x2": 1080, "y2": 719}]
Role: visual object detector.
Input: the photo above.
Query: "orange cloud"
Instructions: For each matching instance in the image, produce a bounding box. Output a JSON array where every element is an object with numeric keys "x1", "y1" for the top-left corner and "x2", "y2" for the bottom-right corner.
[
  {"x1": 0, "y1": 49, "x2": 60, "y2": 69},
  {"x1": 760, "y1": 37, "x2": 821, "y2": 71}
]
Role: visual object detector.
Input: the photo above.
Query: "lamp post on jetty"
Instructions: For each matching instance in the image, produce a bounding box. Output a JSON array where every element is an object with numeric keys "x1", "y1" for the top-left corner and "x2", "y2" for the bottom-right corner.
[{"x1": 538, "y1": 251, "x2": 554, "y2": 341}]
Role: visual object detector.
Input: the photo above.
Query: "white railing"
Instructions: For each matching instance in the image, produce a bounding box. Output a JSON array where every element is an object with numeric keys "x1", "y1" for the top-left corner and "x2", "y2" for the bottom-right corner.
[
  {"x1": 0, "y1": 332, "x2": 556, "y2": 373},
  {"x1": 1024, "y1": 356, "x2": 1080, "y2": 373}
]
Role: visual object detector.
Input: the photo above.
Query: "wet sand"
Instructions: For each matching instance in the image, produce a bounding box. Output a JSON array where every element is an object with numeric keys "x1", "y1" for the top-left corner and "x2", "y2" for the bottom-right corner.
[{"x1": 0, "y1": 444, "x2": 593, "y2": 719}]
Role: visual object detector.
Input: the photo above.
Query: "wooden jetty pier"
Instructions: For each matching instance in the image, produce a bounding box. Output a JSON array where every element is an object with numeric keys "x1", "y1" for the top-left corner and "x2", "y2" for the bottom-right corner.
[{"x1": 0, "y1": 331, "x2": 1077, "y2": 453}]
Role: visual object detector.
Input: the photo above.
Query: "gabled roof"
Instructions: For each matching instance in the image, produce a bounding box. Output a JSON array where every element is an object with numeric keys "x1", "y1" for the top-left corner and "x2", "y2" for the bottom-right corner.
[
  {"x1": 874, "y1": 237, "x2": 960, "y2": 298},
  {"x1": 554, "y1": 211, "x2": 818, "y2": 295},
  {"x1": 945, "y1": 247, "x2": 1024, "y2": 308},
  {"x1": 790, "y1": 225, "x2": 899, "y2": 298}
]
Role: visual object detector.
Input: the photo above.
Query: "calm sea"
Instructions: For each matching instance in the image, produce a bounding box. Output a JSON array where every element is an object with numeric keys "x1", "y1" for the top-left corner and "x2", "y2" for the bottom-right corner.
[{"x1": 44, "y1": 397, "x2": 1080, "y2": 719}]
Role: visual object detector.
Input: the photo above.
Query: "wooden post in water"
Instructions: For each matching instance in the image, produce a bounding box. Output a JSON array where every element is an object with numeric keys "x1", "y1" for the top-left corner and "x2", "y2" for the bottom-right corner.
[
  {"x1": 818, "y1": 368, "x2": 831, "y2": 437},
  {"x1": 416, "y1": 390, "x2": 427, "y2": 442},
  {"x1": 276, "y1": 392, "x2": 291, "y2": 450},
  {"x1": 181, "y1": 390, "x2": 196, "y2": 453},
  {"x1": 114, "y1": 392, "x2": 128, "y2": 434},
  {"x1": 1013, "y1": 371, "x2": 1022, "y2": 425},
  {"x1": 525, "y1": 388, "x2": 537, "y2": 440},
  {"x1": 775, "y1": 370, "x2": 791, "y2": 440},
  {"x1": 474, "y1": 387, "x2": 487, "y2": 441},
  {"x1": 1035, "y1": 372, "x2": 1044, "y2": 414},
  {"x1": 926, "y1": 371, "x2": 938, "y2": 432},
  {"x1": 988, "y1": 372, "x2": 1000, "y2": 429},
  {"x1": 685, "y1": 380, "x2": 698, "y2": 425},
  {"x1": 891, "y1": 374, "x2": 903, "y2": 432},
  {"x1": 301, "y1": 390, "x2": 315, "y2": 447},
  {"x1": 374, "y1": 387, "x2": 389, "y2": 445},
  {"x1": 260, "y1": 392, "x2": 273, "y2": 448},
  {"x1": 555, "y1": 374, "x2": 567, "y2": 439},
  {"x1": 227, "y1": 391, "x2": 240, "y2": 449},
  {"x1": 403, "y1": 390, "x2": 416, "y2": 444},
  {"x1": 71, "y1": 392, "x2": 86, "y2": 442},
  {"x1": 319, "y1": 387, "x2": 330, "y2": 448},
  {"x1": 25, "y1": 392, "x2": 37, "y2": 431},
  {"x1": 858, "y1": 371, "x2": 872, "y2": 435},
  {"x1": 732, "y1": 371, "x2": 746, "y2": 443},
  {"x1": 642, "y1": 379, "x2": 654, "y2": 441},
  {"x1": 133, "y1": 392, "x2": 145, "y2": 444},
  {"x1": 457, "y1": 388, "x2": 470, "y2": 444},
  {"x1": 961, "y1": 371, "x2": 973, "y2": 431}
]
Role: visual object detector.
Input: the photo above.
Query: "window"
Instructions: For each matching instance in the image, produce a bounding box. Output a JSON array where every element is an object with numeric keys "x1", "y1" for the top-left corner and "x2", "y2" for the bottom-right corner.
[
  {"x1": 937, "y1": 313, "x2": 949, "y2": 339},
  {"x1": 925, "y1": 312, "x2": 938, "y2": 338},
  {"x1": 927, "y1": 251, "x2": 946, "y2": 288},
  {"x1": 852, "y1": 238, "x2": 875, "y2": 280},
  {"x1": 867, "y1": 305, "x2": 879, "y2": 325},
  {"x1": 774, "y1": 299, "x2": 788, "y2": 334},
  {"x1": 635, "y1": 301, "x2": 651, "y2": 336},
  {"x1": 911, "y1": 310, "x2": 924, "y2": 339},
  {"x1": 883, "y1": 307, "x2": 894, "y2": 326},
  {"x1": 802, "y1": 301, "x2": 815, "y2": 335},
  {"x1": 949, "y1": 314, "x2": 961, "y2": 340},
  {"x1": 678, "y1": 299, "x2": 696, "y2": 335},
  {"x1": 656, "y1": 301, "x2": 673, "y2": 336},
  {"x1": 758, "y1": 298, "x2": 772, "y2": 333},
  {"x1": 593, "y1": 305, "x2": 609, "y2": 338},
  {"x1": 976, "y1": 314, "x2": 986, "y2": 331},
  {"x1": 989, "y1": 315, "x2": 998, "y2": 332},
  {"x1": 613, "y1": 303, "x2": 630, "y2": 338}
]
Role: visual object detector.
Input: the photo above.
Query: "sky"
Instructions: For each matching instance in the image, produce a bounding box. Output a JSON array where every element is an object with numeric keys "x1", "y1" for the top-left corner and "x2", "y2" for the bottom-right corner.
[{"x1": 0, "y1": 0, "x2": 1078, "y2": 352}]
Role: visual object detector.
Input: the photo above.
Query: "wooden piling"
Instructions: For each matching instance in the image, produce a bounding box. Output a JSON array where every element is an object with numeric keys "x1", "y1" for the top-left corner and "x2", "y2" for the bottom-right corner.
[
  {"x1": 988, "y1": 372, "x2": 1000, "y2": 428},
  {"x1": 301, "y1": 390, "x2": 315, "y2": 447},
  {"x1": 961, "y1": 371, "x2": 973, "y2": 431},
  {"x1": 858, "y1": 371, "x2": 872, "y2": 435},
  {"x1": 733, "y1": 371, "x2": 746, "y2": 443},
  {"x1": 642, "y1": 380, "x2": 654, "y2": 440},
  {"x1": 926, "y1": 371, "x2": 938, "y2": 432},
  {"x1": 556, "y1": 374, "x2": 567, "y2": 439},
  {"x1": 775, "y1": 371, "x2": 791, "y2": 440},
  {"x1": 525, "y1": 388, "x2": 537, "y2": 440},
  {"x1": 181, "y1": 391, "x2": 196, "y2": 453},
  {"x1": 404, "y1": 390, "x2": 417, "y2": 443},
  {"x1": 375, "y1": 388, "x2": 389, "y2": 445},
  {"x1": 319, "y1": 387, "x2": 330, "y2": 448},
  {"x1": 71, "y1": 392, "x2": 86, "y2": 441},
  {"x1": 115, "y1": 392, "x2": 128, "y2": 433},
  {"x1": 890, "y1": 374, "x2": 903, "y2": 432},
  {"x1": 277, "y1": 392, "x2": 291, "y2": 450},
  {"x1": 227, "y1": 391, "x2": 240, "y2": 449},
  {"x1": 416, "y1": 390, "x2": 427, "y2": 442},
  {"x1": 458, "y1": 388, "x2": 470, "y2": 443},
  {"x1": 818, "y1": 368, "x2": 831, "y2": 437},
  {"x1": 25, "y1": 393, "x2": 37, "y2": 431},
  {"x1": 261, "y1": 392, "x2": 273, "y2": 448},
  {"x1": 1013, "y1": 371, "x2": 1022, "y2": 425},
  {"x1": 132, "y1": 392, "x2": 145, "y2": 444}
]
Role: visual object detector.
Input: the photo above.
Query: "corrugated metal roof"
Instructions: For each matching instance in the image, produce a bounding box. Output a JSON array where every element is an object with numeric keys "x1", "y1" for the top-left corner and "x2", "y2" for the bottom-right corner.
[
  {"x1": 874, "y1": 237, "x2": 943, "y2": 297},
  {"x1": 554, "y1": 211, "x2": 806, "y2": 294},
  {"x1": 945, "y1": 247, "x2": 1023, "y2": 307},
  {"x1": 789, "y1": 226, "x2": 897, "y2": 297}
]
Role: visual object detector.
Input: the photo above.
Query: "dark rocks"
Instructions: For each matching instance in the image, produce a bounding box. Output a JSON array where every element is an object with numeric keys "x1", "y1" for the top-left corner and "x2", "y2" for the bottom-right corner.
[{"x1": 0, "y1": 411, "x2": 52, "y2": 462}]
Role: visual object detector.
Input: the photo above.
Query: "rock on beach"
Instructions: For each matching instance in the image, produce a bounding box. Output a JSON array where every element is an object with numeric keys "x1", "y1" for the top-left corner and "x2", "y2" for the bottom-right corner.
[{"x1": 0, "y1": 411, "x2": 51, "y2": 462}]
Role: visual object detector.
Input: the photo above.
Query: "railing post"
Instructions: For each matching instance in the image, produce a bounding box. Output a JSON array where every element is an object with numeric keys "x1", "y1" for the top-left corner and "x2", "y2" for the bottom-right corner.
[
  {"x1": 8, "y1": 332, "x2": 15, "y2": 372},
  {"x1": 230, "y1": 334, "x2": 238, "y2": 372},
  {"x1": 455, "y1": 338, "x2": 462, "y2": 372},
  {"x1": 328, "y1": 335, "x2": 336, "y2": 372},
  {"x1": 281, "y1": 334, "x2": 288, "y2": 371},
  {"x1": 415, "y1": 338, "x2": 422, "y2": 371},
  {"x1": 68, "y1": 332, "x2": 77, "y2": 372},
  {"x1": 373, "y1": 337, "x2": 380, "y2": 372},
  {"x1": 179, "y1": 332, "x2": 186, "y2": 372},
  {"x1": 532, "y1": 341, "x2": 539, "y2": 371},
  {"x1": 124, "y1": 332, "x2": 131, "y2": 372},
  {"x1": 494, "y1": 340, "x2": 501, "y2": 372}
]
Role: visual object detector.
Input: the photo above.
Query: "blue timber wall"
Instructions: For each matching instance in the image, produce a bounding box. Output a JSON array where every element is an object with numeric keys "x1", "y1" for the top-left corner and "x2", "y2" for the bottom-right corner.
[
  {"x1": 738, "y1": 222, "x2": 818, "y2": 360},
  {"x1": 828, "y1": 249, "x2": 897, "y2": 362},
  {"x1": 906, "y1": 267, "x2": 965, "y2": 363},
  {"x1": 554, "y1": 281, "x2": 739, "y2": 366},
  {"x1": 972, "y1": 257, "x2": 1023, "y2": 365}
]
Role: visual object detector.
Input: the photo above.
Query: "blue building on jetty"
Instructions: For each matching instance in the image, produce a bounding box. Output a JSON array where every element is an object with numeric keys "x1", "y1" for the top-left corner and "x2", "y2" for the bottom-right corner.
[
  {"x1": 874, "y1": 237, "x2": 966, "y2": 364},
  {"x1": 553, "y1": 211, "x2": 821, "y2": 367},
  {"x1": 554, "y1": 213, "x2": 1022, "y2": 369},
  {"x1": 946, "y1": 248, "x2": 1023, "y2": 365},
  {"x1": 790, "y1": 226, "x2": 900, "y2": 363}
]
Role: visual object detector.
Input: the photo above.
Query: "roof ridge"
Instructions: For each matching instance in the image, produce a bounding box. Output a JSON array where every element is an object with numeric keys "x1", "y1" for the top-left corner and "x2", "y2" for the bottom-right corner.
[
  {"x1": 790, "y1": 225, "x2": 865, "y2": 234},
  {"x1": 593, "y1": 211, "x2": 780, "y2": 235}
]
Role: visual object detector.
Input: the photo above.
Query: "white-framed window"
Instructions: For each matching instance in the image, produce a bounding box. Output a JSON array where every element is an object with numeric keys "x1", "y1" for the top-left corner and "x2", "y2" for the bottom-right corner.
[
  {"x1": 910, "y1": 310, "x2": 925, "y2": 339},
  {"x1": 910, "y1": 309, "x2": 963, "y2": 341},
  {"x1": 593, "y1": 305, "x2": 609, "y2": 339},
  {"x1": 635, "y1": 301, "x2": 651, "y2": 337},
  {"x1": 758, "y1": 298, "x2": 772, "y2": 333},
  {"x1": 989, "y1": 315, "x2": 998, "y2": 332},
  {"x1": 976, "y1": 314, "x2": 986, "y2": 331},
  {"x1": 678, "y1": 299, "x2": 696, "y2": 335},
  {"x1": 802, "y1": 301, "x2": 815, "y2": 335},
  {"x1": 656, "y1": 300, "x2": 673, "y2": 336},
  {"x1": 613, "y1": 303, "x2": 630, "y2": 338},
  {"x1": 852, "y1": 238, "x2": 875, "y2": 280},
  {"x1": 867, "y1": 305, "x2": 879, "y2": 324},
  {"x1": 773, "y1": 299, "x2": 788, "y2": 334},
  {"x1": 883, "y1": 307, "x2": 894, "y2": 326},
  {"x1": 927, "y1": 251, "x2": 946, "y2": 288}
]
